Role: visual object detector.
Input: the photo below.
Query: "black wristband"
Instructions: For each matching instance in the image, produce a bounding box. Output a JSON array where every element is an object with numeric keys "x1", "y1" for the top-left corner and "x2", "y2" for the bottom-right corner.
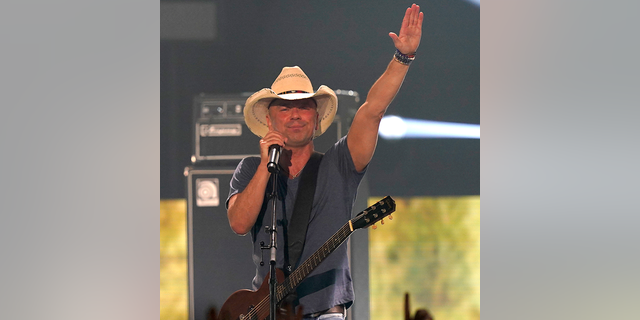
[{"x1": 393, "y1": 49, "x2": 416, "y2": 65}]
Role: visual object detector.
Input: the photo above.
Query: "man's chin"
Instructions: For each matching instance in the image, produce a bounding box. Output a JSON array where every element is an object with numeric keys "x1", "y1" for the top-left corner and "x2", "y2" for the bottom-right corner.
[{"x1": 285, "y1": 138, "x2": 314, "y2": 148}]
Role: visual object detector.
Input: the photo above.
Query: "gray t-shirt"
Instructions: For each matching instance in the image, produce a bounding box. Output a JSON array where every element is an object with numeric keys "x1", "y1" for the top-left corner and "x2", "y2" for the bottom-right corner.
[{"x1": 226, "y1": 136, "x2": 366, "y2": 314}]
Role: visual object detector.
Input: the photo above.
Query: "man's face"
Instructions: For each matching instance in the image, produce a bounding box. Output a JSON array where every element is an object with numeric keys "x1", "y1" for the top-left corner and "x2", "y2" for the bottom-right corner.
[{"x1": 266, "y1": 98, "x2": 319, "y2": 147}]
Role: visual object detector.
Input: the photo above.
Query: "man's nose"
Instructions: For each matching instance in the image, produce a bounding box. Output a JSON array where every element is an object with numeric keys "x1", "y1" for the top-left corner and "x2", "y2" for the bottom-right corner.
[{"x1": 290, "y1": 107, "x2": 301, "y2": 119}]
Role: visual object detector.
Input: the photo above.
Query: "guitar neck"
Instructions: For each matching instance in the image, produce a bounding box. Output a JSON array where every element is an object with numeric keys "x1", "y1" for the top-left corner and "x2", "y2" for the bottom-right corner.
[{"x1": 275, "y1": 222, "x2": 353, "y2": 301}]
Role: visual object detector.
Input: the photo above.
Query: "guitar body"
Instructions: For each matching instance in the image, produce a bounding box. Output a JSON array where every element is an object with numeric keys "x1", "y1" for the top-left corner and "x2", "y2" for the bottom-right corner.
[{"x1": 218, "y1": 269, "x2": 286, "y2": 320}]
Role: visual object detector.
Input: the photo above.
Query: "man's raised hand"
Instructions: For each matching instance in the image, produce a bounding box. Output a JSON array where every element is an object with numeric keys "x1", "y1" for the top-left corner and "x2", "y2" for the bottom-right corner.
[{"x1": 389, "y1": 3, "x2": 424, "y2": 55}]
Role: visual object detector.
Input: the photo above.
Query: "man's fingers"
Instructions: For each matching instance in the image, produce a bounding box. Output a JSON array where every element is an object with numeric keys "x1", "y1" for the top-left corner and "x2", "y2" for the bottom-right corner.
[
  {"x1": 261, "y1": 132, "x2": 287, "y2": 148},
  {"x1": 264, "y1": 131, "x2": 285, "y2": 140},
  {"x1": 410, "y1": 5, "x2": 417, "y2": 25},
  {"x1": 407, "y1": 4, "x2": 422, "y2": 27},
  {"x1": 389, "y1": 32, "x2": 399, "y2": 43},
  {"x1": 261, "y1": 139, "x2": 284, "y2": 148}
]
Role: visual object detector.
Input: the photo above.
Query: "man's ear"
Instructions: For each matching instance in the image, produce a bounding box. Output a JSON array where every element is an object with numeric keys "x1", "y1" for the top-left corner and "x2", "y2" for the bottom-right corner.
[
  {"x1": 315, "y1": 112, "x2": 319, "y2": 130},
  {"x1": 266, "y1": 113, "x2": 272, "y2": 130}
]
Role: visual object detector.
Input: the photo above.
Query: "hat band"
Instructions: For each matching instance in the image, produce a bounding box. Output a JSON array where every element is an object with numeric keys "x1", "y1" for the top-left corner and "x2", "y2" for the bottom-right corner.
[{"x1": 277, "y1": 90, "x2": 310, "y2": 95}]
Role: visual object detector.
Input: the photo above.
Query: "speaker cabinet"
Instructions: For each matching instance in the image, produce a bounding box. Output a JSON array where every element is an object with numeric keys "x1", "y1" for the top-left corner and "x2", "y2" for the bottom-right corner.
[{"x1": 185, "y1": 166, "x2": 256, "y2": 320}]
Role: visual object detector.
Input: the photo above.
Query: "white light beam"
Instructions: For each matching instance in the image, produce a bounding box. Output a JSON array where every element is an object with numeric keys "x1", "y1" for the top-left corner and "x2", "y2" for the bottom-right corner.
[{"x1": 379, "y1": 116, "x2": 480, "y2": 139}]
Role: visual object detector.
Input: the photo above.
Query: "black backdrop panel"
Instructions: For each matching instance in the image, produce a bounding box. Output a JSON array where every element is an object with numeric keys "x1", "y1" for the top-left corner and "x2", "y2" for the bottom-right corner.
[{"x1": 161, "y1": 1, "x2": 479, "y2": 199}]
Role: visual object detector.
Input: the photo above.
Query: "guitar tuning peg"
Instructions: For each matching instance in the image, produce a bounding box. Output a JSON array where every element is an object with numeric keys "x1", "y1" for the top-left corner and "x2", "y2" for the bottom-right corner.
[
  {"x1": 388, "y1": 215, "x2": 393, "y2": 220},
  {"x1": 380, "y1": 219, "x2": 385, "y2": 225},
  {"x1": 372, "y1": 224, "x2": 377, "y2": 230}
]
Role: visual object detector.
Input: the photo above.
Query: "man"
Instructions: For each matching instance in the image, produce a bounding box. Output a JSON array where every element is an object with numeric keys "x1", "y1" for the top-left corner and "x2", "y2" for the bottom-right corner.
[{"x1": 226, "y1": 4, "x2": 423, "y2": 319}]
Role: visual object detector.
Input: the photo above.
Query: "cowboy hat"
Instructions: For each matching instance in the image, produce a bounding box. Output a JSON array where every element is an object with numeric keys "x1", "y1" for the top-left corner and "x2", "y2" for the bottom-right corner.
[{"x1": 244, "y1": 66, "x2": 337, "y2": 138}]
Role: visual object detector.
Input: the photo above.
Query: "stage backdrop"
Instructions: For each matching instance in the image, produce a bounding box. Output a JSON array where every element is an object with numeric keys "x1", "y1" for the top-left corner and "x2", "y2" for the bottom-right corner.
[{"x1": 161, "y1": 0, "x2": 479, "y2": 199}]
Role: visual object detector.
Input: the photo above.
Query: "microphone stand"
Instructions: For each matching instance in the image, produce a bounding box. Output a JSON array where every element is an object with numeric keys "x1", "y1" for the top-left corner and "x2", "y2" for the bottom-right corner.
[{"x1": 265, "y1": 161, "x2": 279, "y2": 320}]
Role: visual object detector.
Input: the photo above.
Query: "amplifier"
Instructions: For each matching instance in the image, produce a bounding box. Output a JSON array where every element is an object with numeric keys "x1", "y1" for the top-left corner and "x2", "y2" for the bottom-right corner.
[
  {"x1": 192, "y1": 91, "x2": 360, "y2": 163},
  {"x1": 184, "y1": 166, "x2": 256, "y2": 320}
]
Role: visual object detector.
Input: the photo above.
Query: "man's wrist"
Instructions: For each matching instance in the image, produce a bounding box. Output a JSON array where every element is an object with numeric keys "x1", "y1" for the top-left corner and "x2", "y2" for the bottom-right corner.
[{"x1": 393, "y1": 49, "x2": 416, "y2": 66}]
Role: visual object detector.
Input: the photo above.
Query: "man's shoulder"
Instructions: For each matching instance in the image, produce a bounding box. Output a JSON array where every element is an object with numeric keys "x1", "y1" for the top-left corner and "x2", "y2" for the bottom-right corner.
[
  {"x1": 239, "y1": 156, "x2": 261, "y2": 166},
  {"x1": 234, "y1": 156, "x2": 261, "y2": 175},
  {"x1": 320, "y1": 135, "x2": 348, "y2": 157}
]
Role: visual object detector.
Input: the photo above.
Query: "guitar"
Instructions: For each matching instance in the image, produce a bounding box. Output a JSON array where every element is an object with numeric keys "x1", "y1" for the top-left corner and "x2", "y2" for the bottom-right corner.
[{"x1": 218, "y1": 196, "x2": 396, "y2": 320}]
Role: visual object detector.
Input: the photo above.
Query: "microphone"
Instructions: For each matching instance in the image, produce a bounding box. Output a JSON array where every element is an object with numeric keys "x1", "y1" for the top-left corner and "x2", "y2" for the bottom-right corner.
[{"x1": 267, "y1": 144, "x2": 280, "y2": 173}]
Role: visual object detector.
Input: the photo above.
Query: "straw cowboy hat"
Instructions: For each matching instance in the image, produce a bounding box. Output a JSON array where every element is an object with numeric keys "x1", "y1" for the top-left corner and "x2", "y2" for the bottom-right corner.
[{"x1": 244, "y1": 66, "x2": 338, "y2": 138}]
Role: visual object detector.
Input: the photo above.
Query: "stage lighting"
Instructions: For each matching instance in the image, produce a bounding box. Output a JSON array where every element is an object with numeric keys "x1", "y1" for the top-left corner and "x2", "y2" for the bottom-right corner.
[
  {"x1": 379, "y1": 116, "x2": 480, "y2": 139},
  {"x1": 465, "y1": 0, "x2": 480, "y2": 6}
]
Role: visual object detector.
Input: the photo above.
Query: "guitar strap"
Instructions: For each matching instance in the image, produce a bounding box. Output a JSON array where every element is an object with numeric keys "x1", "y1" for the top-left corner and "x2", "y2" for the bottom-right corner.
[{"x1": 286, "y1": 151, "x2": 323, "y2": 275}]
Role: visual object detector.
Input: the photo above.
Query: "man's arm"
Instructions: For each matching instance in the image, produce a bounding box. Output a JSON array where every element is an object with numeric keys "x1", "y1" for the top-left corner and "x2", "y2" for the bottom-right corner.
[
  {"x1": 227, "y1": 165, "x2": 270, "y2": 235},
  {"x1": 227, "y1": 131, "x2": 286, "y2": 235},
  {"x1": 347, "y1": 4, "x2": 423, "y2": 172}
]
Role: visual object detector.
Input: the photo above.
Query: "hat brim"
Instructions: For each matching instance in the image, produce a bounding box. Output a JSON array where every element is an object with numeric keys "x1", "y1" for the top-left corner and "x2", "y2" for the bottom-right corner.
[{"x1": 244, "y1": 85, "x2": 338, "y2": 138}]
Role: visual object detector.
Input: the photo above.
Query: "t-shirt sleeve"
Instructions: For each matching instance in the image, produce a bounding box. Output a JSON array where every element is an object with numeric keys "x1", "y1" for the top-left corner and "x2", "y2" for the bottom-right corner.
[
  {"x1": 226, "y1": 157, "x2": 260, "y2": 209},
  {"x1": 330, "y1": 136, "x2": 368, "y2": 183}
]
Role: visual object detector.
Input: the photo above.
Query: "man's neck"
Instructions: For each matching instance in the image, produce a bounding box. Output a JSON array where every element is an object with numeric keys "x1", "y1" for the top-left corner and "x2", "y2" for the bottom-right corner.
[{"x1": 280, "y1": 141, "x2": 315, "y2": 178}]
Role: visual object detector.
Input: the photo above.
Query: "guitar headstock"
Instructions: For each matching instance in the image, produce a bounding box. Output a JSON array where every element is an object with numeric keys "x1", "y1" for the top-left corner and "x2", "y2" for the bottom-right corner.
[{"x1": 351, "y1": 196, "x2": 396, "y2": 230}]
